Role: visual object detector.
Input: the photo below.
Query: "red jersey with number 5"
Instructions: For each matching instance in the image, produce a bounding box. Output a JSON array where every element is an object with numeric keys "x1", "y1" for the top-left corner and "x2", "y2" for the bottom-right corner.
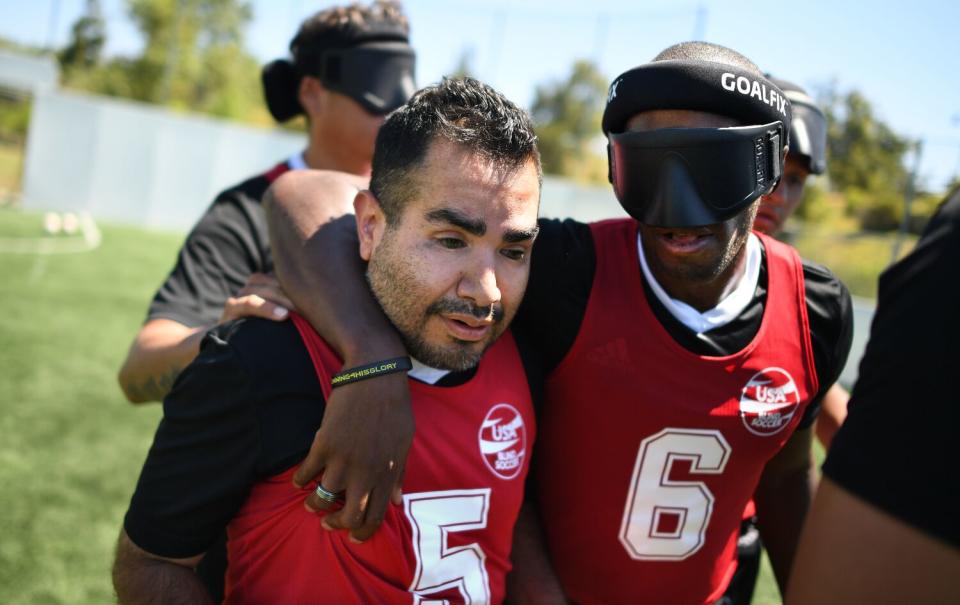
[
  {"x1": 223, "y1": 315, "x2": 535, "y2": 604},
  {"x1": 535, "y1": 219, "x2": 817, "y2": 605}
]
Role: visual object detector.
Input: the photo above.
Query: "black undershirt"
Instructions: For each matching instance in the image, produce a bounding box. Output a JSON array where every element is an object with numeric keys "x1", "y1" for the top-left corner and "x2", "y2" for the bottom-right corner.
[
  {"x1": 823, "y1": 189, "x2": 960, "y2": 548},
  {"x1": 514, "y1": 218, "x2": 854, "y2": 427}
]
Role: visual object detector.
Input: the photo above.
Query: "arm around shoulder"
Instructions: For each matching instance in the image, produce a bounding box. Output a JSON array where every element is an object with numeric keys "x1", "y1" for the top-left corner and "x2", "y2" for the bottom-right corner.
[{"x1": 264, "y1": 170, "x2": 414, "y2": 542}]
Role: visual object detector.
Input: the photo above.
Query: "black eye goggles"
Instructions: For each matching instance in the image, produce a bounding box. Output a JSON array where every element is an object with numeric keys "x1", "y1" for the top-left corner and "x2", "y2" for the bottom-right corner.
[
  {"x1": 608, "y1": 122, "x2": 785, "y2": 228},
  {"x1": 785, "y1": 95, "x2": 827, "y2": 175},
  {"x1": 316, "y1": 41, "x2": 416, "y2": 115},
  {"x1": 602, "y1": 60, "x2": 792, "y2": 228}
]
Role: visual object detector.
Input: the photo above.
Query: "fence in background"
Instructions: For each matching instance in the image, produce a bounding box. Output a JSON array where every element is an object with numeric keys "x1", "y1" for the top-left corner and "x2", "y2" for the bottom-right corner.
[{"x1": 21, "y1": 89, "x2": 303, "y2": 231}]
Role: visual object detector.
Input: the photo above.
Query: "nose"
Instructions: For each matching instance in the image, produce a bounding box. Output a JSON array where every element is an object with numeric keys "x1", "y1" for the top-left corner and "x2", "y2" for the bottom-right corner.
[{"x1": 457, "y1": 256, "x2": 502, "y2": 310}]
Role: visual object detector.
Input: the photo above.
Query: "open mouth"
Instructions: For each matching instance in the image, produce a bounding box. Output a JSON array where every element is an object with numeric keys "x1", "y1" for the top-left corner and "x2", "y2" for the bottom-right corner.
[
  {"x1": 653, "y1": 228, "x2": 713, "y2": 253},
  {"x1": 441, "y1": 315, "x2": 492, "y2": 342}
]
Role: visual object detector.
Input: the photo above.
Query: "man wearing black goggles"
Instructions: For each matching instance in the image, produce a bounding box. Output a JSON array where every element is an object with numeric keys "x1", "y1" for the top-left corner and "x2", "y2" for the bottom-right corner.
[
  {"x1": 262, "y1": 41, "x2": 854, "y2": 605},
  {"x1": 119, "y1": 0, "x2": 417, "y2": 404}
]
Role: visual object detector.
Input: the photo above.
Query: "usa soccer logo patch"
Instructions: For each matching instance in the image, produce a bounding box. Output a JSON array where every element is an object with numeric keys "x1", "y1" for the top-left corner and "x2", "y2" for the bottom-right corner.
[
  {"x1": 478, "y1": 404, "x2": 527, "y2": 480},
  {"x1": 739, "y1": 368, "x2": 801, "y2": 436}
]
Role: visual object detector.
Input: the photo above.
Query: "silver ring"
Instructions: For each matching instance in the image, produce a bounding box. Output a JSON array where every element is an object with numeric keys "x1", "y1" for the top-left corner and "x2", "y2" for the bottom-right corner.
[{"x1": 314, "y1": 483, "x2": 340, "y2": 504}]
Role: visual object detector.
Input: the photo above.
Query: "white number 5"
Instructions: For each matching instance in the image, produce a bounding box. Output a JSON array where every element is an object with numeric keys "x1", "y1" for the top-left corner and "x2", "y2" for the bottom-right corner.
[
  {"x1": 405, "y1": 489, "x2": 492, "y2": 604},
  {"x1": 619, "y1": 428, "x2": 731, "y2": 560}
]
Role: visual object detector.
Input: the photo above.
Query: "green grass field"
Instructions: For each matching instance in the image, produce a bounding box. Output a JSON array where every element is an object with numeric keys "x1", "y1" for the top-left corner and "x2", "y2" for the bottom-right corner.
[
  {"x1": 0, "y1": 208, "x2": 842, "y2": 604},
  {"x1": 0, "y1": 209, "x2": 179, "y2": 604}
]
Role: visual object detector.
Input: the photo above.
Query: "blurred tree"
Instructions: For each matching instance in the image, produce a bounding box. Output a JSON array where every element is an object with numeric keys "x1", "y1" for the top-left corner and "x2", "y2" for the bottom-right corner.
[
  {"x1": 530, "y1": 60, "x2": 608, "y2": 184},
  {"x1": 819, "y1": 85, "x2": 914, "y2": 231},
  {"x1": 124, "y1": 0, "x2": 260, "y2": 119},
  {"x1": 58, "y1": 0, "x2": 106, "y2": 75},
  {"x1": 59, "y1": 0, "x2": 267, "y2": 123}
]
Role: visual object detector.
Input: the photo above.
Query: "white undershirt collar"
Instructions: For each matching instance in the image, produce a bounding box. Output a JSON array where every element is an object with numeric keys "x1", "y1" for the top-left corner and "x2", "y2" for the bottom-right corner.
[
  {"x1": 408, "y1": 357, "x2": 451, "y2": 385},
  {"x1": 287, "y1": 151, "x2": 308, "y2": 170},
  {"x1": 636, "y1": 231, "x2": 762, "y2": 335}
]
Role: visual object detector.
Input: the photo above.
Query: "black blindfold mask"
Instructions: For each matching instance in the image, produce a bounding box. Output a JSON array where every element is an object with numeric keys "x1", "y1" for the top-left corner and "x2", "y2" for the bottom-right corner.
[
  {"x1": 608, "y1": 122, "x2": 785, "y2": 228},
  {"x1": 319, "y1": 41, "x2": 416, "y2": 115}
]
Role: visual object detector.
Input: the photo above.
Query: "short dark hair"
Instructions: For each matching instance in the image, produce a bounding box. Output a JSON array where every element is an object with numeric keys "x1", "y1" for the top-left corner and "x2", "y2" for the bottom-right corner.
[
  {"x1": 291, "y1": 1, "x2": 409, "y2": 77},
  {"x1": 370, "y1": 77, "x2": 541, "y2": 224},
  {"x1": 654, "y1": 41, "x2": 761, "y2": 75}
]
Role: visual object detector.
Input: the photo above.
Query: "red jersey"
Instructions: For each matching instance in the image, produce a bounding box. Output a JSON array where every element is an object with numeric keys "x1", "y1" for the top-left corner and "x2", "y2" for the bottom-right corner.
[
  {"x1": 535, "y1": 219, "x2": 818, "y2": 605},
  {"x1": 223, "y1": 314, "x2": 535, "y2": 604}
]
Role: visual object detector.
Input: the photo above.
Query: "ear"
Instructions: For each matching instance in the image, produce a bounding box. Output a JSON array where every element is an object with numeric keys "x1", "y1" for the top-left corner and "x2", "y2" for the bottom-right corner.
[
  {"x1": 355, "y1": 190, "x2": 387, "y2": 262},
  {"x1": 297, "y1": 76, "x2": 327, "y2": 118}
]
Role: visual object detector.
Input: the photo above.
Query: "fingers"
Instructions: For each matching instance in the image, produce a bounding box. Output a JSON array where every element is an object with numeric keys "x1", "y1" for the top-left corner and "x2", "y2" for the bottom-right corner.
[
  {"x1": 305, "y1": 465, "x2": 346, "y2": 513},
  {"x1": 321, "y1": 483, "x2": 370, "y2": 543},
  {"x1": 238, "y1": 274, "x2": 296, "y2": 310},
  {"x1": 220, "y1": 272, "x2": 296, "y2": 324},
  {"x1": 293, "y1": 429, "x2": 328, "y2": 488},
  {"x1": 221, "y1": 294, "x2": 290, "y2": 323},
  {"x1": 352, "y1": 486, "x2": 390, "y2": 543},
  {"x1": 305, "y1": 480, "x2": 343, "y2": 513},
  {"x1": 391, "y1": 458, "x2": 406, "y2": 506}
]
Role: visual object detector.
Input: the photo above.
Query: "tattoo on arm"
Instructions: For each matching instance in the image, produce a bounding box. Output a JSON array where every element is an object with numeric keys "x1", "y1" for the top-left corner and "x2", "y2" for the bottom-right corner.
[{"x1": 126, "y1": 366, "x2": 184, "y2": 402}]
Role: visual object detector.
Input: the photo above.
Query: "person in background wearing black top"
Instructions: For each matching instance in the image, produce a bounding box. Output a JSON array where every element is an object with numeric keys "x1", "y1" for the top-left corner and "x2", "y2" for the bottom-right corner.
[
  {"x1": 753, "y1": 76, "x2": 851, "y2": 451},
  {"x1": 113, "y1": 77, "x2": 543, "y2": 604},
  {"x1": 117, "y1": 0, "x2": 415, "y2": 403},
  {"x1": 265, "y1": 42, "x2": 854, "y2": 603},
  {"x1": 787, "y1": 186, "x2": 960, "y2": 605}
]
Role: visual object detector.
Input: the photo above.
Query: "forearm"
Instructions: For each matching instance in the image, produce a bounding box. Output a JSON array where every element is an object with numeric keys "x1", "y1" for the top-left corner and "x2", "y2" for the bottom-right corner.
[
  {"x1": 265, "y1": 172, "x2": 404, "y2": 363},
  {"x1": 754, "y1": 447, "x2": 817, "y2": 594},
  {"x1": 814, "y1": 383, "x2": 850, "y2": 450},
  {"x1": 118, "y1": 319, "x2": 207, "y2": 403},
  {"x1": 506, "y1": 502, "x2": 569, "y2": 605},
  {"x1": 113, "y1": 532, "x2": 211, "y2": 605}
]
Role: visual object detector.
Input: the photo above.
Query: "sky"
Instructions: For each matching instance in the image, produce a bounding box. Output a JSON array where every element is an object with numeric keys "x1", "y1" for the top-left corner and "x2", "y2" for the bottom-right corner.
[{"x1": 3, "y1": 0, "x2": 959, "y2": 191}]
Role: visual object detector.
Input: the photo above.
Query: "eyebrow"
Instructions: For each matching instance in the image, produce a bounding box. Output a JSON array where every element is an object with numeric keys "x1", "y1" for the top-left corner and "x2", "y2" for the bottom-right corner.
[
  {"x1": 425, "y1": 208, "x2": 486, "y2": 236},
  {"x1": 425, "y1": 207, "x2": 538, "y2": 243},
  {"x1": 504, "y1": 225, "x2": 540, "y2": 243}
]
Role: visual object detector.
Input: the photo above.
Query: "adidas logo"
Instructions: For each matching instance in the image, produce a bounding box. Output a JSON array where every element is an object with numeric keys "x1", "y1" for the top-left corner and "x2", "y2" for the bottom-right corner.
[{"x1": 584, "y1": 337, "x2": 636, "y2": 372}]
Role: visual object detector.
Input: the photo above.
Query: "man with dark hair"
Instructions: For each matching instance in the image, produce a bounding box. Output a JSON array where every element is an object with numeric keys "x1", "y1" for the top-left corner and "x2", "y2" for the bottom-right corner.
[
  {"x1": 265, "y1": 41, "x2": 853, "y2": 604},
  {"x1": 117, "y1": 0, "x2": 415, "y2": 403},
  {"x1": 113, "y1": 77, "x2": 543, "y2": 604}
]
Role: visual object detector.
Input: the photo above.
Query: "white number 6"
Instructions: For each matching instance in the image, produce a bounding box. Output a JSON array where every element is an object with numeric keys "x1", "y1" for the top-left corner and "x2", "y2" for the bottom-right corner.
[{"x1": 619, "y1": 428, "x2": 731, "y2": 560}]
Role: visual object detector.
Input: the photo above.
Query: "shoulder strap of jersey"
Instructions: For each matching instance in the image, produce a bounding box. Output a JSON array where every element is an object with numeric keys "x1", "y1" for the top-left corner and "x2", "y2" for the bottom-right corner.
[
  {"x1": 289, "y1": 312, "x2": 340, "y2": 399},
  {"x1": 754, "y1": 231, "x2": 819, "y2": 396},
  {"x1": 264, "y1": 161, "x2": 291, "y2": 184}
]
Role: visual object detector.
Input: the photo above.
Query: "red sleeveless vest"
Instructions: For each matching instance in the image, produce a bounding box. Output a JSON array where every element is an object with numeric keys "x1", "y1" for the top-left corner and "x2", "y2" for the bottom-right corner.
[
  {"x1": 536, "y1": 219, "x2": 817, "y2": 605},
  {"x1": 223, "y1": 316, "x2": 535, "y2": 604}
]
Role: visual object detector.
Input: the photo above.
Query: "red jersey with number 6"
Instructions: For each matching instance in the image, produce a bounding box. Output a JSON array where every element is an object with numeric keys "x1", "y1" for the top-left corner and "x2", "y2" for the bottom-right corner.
[
  {"x1": 223, "y1": 315, "x2": 535, "y2": 604},
  {"x1": 535, "y1": 219, "x2": 818, "y2": 605}
]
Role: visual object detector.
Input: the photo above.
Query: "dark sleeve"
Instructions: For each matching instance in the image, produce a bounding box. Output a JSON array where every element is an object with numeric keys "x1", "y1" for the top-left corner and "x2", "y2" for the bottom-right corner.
[
  {"x1": 822, "y1": 193, "x2": 960, "y2": 548},
  {"x1": 512, "y1": 218, "x2": 596, "y2": 375},
  {"x1": 123, "y1": 323, "x2": 262, "y2": 558},
  {"x1": 122, "y1": 318, "x2": 326, "y2": 558},
  {"x1": 147, "y1": 184, "x2": 271, "y2": 328},
  {"x1": 795, "y1": 259, "x2": 854, "y2": 429}
]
